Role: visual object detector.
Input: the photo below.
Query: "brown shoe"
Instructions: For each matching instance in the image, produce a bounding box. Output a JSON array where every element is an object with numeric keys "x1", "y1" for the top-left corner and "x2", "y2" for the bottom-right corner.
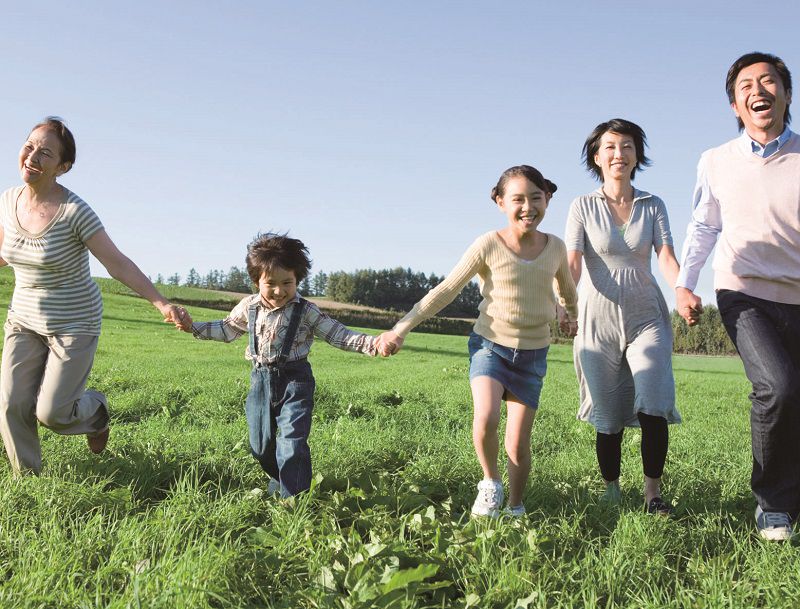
[{"x1": 87, "y1": 427, "x2": 110, "y2": 454}]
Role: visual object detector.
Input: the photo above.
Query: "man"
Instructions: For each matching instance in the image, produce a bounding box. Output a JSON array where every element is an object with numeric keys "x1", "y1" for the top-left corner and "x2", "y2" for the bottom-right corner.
[{"x1": 676, "y1": 52, "x2": 799, "y2": 541}]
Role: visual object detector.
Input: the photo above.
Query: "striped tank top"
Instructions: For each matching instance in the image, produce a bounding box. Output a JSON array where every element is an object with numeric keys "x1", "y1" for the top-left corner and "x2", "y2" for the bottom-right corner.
[{"x1": 0, "y1": 186, "x2": 104, "y2": 335}]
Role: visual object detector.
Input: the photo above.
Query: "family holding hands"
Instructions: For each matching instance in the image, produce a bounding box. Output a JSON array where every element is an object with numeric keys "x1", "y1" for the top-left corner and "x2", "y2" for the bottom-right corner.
[{"x1": 0, "y1": 52, "x2": 798, "y2": 542}]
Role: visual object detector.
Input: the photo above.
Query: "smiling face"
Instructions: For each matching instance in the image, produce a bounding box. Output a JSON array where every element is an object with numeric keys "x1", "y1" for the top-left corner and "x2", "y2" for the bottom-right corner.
[
  {"x1": 19, "y1": 126, "x2": 70, "y2": 186},
  {"x1": 258, "y1": 266, "x2": 298, "y2": 309},
  {"x1": 496, "y1": 176, "x2": 550, "y2": 233},
  {"x1": 731, "y1": 61, "x2": 792, "y2": 143},
  {"x1": 594, "y1": 131, "x2": 637, "y2": 183}
]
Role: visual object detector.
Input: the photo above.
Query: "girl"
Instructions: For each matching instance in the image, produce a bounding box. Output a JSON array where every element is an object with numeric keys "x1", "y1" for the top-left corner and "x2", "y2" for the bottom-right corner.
[{"x1": 378, "y1": 165, "x2": 577, "y2": 517}]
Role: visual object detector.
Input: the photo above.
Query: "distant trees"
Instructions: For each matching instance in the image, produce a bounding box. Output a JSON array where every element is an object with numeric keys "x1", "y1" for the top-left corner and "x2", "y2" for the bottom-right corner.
[
  {"x1": 311, "y1": 271, "x2": 328, "y2": 297},
  {"x1": 160, "y1": 267, "x2": 333, "y2": 295},
  {"x1": 671, "y1": 305, "x2": 735, "y2": 355},
  {"x1": 185, "y1": 268, "x2": 201, "y2": 287},
  {"x1": 160, "y1": 265, "x2": 478, "y2": 316},
  {"x1": 326, "y1": 267, "x2": 480, "y2": 317}
]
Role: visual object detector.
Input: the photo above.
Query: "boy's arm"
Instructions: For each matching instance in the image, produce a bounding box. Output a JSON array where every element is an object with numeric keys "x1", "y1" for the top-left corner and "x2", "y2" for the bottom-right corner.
[
  {"x1": 191, "y1": 319, "x2": 247, "y2": 343},
  {"x1": 180, "y1": 296, "x2": 250, "y2": 342},
  {"x1": 306, "y1": 305, "x2": 377, "y2": 356}
]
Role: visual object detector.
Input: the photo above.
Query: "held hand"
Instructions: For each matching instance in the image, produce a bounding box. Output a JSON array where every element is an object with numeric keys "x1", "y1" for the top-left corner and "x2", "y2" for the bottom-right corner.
[
  {"x1": 556, "y1": 303, "x2": 568, "y2": 325},
  {"x1": 676, "y1": 287, "x2": 703, "y2": 326},
  {"x1": 561, "y1": 320, "x2": 578, "y2": 338},
  {"x1": 161, "y1": 304, "x2": 193, "y2": 332},
  {"x1": 376, "y1": 331, "x2": 404, "y2": 357}
]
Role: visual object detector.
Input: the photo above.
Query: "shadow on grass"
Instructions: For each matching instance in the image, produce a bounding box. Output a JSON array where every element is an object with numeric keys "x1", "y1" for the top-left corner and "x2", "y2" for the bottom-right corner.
[
  {"x1": 395, "y1": 343, "x2": 468, "y2": 359},
  {"x1": 68, "y1": 446, "x2": 251, "y2": 507}
]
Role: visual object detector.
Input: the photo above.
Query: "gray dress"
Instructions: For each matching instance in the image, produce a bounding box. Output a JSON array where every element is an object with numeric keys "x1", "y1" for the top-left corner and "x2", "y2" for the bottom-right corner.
[{"x1": 565, "y1": 188, "x2": 680, "y2": 434}]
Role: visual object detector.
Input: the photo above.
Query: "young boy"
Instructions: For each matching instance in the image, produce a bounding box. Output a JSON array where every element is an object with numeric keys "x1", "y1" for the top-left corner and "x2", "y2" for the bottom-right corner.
[{"x1": 176, "y1": 233, "x2": 379, "y2": 496}]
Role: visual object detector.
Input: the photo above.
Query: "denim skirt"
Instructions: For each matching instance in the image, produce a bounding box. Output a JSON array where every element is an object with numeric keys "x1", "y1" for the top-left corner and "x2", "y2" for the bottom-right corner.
[{"x1": 468, "y1": 332, "x2": 549, "y2": 409}]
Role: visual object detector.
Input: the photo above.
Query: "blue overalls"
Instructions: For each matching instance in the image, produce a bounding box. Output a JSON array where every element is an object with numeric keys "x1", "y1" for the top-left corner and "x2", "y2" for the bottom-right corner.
[{"x1": 245, "y1": 298, "x2": 316, "y2": 497}]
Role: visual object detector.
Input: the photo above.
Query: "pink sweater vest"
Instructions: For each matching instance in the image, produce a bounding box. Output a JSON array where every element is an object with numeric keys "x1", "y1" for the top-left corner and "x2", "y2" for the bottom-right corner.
[{"x1": 706, "y1": 133, "x2": 800, "y2": 304}]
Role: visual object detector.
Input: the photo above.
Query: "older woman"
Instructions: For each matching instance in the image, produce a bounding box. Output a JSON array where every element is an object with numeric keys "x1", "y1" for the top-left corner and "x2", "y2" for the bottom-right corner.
[
  {"x1": 565, "y1": 119, "x2": 681, "y2": 514},
  {"x1": 0, "y1": 117, "x2": 185, "y2": 474}
]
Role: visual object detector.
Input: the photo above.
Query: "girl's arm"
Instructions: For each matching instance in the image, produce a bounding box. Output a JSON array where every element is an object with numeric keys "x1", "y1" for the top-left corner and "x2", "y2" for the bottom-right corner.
[
  {"x1": 86, "y1": 229, "x2": 182, "y2": 323},
  {"x1": 391, "y1": 241, "x2": 484, "y2": 339},
  {"x1": 655, "y1": 244, "x2": 680, "y2": 289},
  {"x1": 555, "y1": 251, "x2": 579, "y2": 336},
  {"x1": 378, "y1": 244, "x2": 482, "y2": 355}
]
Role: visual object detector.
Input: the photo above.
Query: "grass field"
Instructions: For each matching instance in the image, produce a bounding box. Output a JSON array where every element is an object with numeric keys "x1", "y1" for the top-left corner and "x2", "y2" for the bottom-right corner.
[{"x1": 0, "y1": 268, "x2": 798, "y2": 608}]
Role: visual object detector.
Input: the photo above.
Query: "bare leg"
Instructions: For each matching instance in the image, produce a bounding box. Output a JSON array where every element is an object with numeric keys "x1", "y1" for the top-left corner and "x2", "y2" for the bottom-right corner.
[
  {"x1": 504, "y1": 395, "x2": 536, "y2": 507},
  {"x1": 470, "y1": 376, "x2": 504, "y2": 480},
  {"x1": 644, "y1": 476, "x2": 661, "y2": 503}
]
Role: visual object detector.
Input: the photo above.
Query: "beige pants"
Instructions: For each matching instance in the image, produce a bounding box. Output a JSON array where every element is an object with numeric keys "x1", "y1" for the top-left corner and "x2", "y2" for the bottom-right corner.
[{"x1": 0, "y1": 320, "x2": 108, "y2": 474}]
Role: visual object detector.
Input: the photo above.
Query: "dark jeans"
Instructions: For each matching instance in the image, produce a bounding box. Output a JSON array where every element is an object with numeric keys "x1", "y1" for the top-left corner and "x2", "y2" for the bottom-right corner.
[
  {"x1": 245, "y1": 360, "x2": 315, "y2": 497},
  {"x1": 717, "y1": 289, "x2": 800, "y2": 513}
]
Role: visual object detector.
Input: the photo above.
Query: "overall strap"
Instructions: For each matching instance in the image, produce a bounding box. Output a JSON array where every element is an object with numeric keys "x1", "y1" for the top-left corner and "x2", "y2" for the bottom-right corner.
[
  {"x1": 275, "y1": 298, "x2": 307, "y2": 368},
  {"x1": 247, "y1": 302, "x2": 260, "y2": 357}
]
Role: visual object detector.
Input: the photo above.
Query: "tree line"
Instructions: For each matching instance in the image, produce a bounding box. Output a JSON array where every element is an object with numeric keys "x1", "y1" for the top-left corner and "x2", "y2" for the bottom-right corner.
[
  {"x1": 325, "y1": 268, "x2": 481, "y2": 317},
  {"x1": 159, "y1": 267, "x2": 479, "y2": 317},
  {"x1": 155, "y1": 267, "x2": 252, "y2": 293}
]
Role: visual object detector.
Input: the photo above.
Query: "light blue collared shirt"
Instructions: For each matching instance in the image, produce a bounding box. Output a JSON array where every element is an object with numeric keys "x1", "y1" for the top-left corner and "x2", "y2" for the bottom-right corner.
[
  {"x1": 675, "y1": 126, "x2": 795, "y2": 291},
  {"x1": 748, "y1": 125, "x2": 792, "y2": 158}
]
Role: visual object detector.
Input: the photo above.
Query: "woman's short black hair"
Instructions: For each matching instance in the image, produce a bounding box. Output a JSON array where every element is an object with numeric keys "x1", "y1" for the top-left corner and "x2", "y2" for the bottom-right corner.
[
  {"x1": 245, "y1": 233, "x2": 312, "y2": 284},
  {"x1": 725, "y1": 51, "x2": 792, "y2": 131},
  {"x1": 582, "y1": 118, "x2": 651, "y2": 181}
]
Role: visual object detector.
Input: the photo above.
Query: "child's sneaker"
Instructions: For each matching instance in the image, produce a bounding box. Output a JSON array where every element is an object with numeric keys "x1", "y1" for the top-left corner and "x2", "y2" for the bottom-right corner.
[
  {"x1": 471, "y1": 478, "x2": 504, "y2": 518},
  {"x1": 502, "y1": 503, "x2": 526, "y2": 517}
]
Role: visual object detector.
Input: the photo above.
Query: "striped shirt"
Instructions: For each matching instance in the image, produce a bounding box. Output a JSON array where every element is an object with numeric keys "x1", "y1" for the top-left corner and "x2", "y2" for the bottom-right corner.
[
  {"x1": 0, "y1": 186, "x2": 104, "y2": 335},
  {"x1": 191, "y1": 294, "x2": 377, "y2": 364}
]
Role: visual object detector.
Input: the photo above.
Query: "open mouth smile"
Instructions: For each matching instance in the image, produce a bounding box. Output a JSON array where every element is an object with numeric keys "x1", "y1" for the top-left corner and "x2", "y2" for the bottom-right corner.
[{"x1": 751, "y1": 99, "x2": 773, "y2": 113}]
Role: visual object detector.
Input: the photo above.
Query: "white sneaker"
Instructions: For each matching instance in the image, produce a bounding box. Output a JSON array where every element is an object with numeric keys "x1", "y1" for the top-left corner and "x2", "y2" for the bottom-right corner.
[
  {"x1": 755, "y1": 505, "x2": 793, "y2": 541},
  {"x1": 502, "y1": 503, "x2": 526, "y2": 517},
  {"x1": 471, "y1": 479, "x2": 504, "y2": 518}
]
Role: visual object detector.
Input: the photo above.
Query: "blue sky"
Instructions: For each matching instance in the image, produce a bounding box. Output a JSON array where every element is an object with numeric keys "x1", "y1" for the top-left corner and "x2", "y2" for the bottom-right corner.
[{"x1": 2, "y1": 1, "x2": 798, "y2": 306}]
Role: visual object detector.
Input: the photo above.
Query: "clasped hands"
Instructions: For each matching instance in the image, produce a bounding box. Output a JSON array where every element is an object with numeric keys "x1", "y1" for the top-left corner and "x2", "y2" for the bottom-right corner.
[
  {"x1": 556, "y1": 304, "x2": 578, "y2": 338},
  {"x1": 161, "y1": 303, "x2": 193, "y2": 331},
  {"x1": 675, "y1": 287, "x2": 703, "y2": 327},
  {"x1": 375, "y1": 330, "x2": 404, "y2": 357}
]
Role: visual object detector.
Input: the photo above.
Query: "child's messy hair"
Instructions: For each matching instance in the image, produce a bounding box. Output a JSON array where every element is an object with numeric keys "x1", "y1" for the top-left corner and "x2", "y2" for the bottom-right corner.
[{"x1": 245, "y1": 233, "x2": 312, "y2": 284}]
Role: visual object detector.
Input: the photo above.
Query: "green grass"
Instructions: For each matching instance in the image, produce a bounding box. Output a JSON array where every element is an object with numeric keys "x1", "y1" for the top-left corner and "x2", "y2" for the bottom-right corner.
[{"x1": 0, "y1": 267, "x2": 798, "y2": 608}]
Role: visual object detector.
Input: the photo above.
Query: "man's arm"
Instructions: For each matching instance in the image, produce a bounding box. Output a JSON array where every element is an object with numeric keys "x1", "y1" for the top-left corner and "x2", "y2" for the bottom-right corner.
[{"x1": 675, "y1": 151, "x2": 722, "y2": 325}]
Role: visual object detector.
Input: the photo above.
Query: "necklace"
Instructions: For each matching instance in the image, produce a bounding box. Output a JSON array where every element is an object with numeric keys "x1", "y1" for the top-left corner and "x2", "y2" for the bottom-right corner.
[
  {"x1": 24, "y1": 205, "x2": 47, "y2": 218},
  {"x1": 17, "y1": 186, "x2": 55, "y2": 220}
]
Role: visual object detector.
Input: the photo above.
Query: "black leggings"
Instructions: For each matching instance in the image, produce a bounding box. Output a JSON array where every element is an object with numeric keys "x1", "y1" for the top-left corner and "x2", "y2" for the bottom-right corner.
[{"x1": 595, "y1": 412, "x2": 668, "y2": 481}]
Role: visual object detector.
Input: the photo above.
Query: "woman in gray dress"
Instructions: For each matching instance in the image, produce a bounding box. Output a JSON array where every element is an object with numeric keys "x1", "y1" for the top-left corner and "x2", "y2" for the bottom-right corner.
[{"x1": 565, "y1": 119, "x2": 681, "y2": 514}]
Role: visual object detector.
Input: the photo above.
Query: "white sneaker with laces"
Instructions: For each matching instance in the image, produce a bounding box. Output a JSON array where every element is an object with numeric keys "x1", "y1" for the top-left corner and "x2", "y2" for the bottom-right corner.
[
  {"x1": 755, "y1": 505, "x2": 793, "y2": 541},
  {"x1": 471, "y1": 479, "x2": 504, "y2": 518},
  {"x1": 502, "y1": 503, "x2": 526, "y2": 517}
]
